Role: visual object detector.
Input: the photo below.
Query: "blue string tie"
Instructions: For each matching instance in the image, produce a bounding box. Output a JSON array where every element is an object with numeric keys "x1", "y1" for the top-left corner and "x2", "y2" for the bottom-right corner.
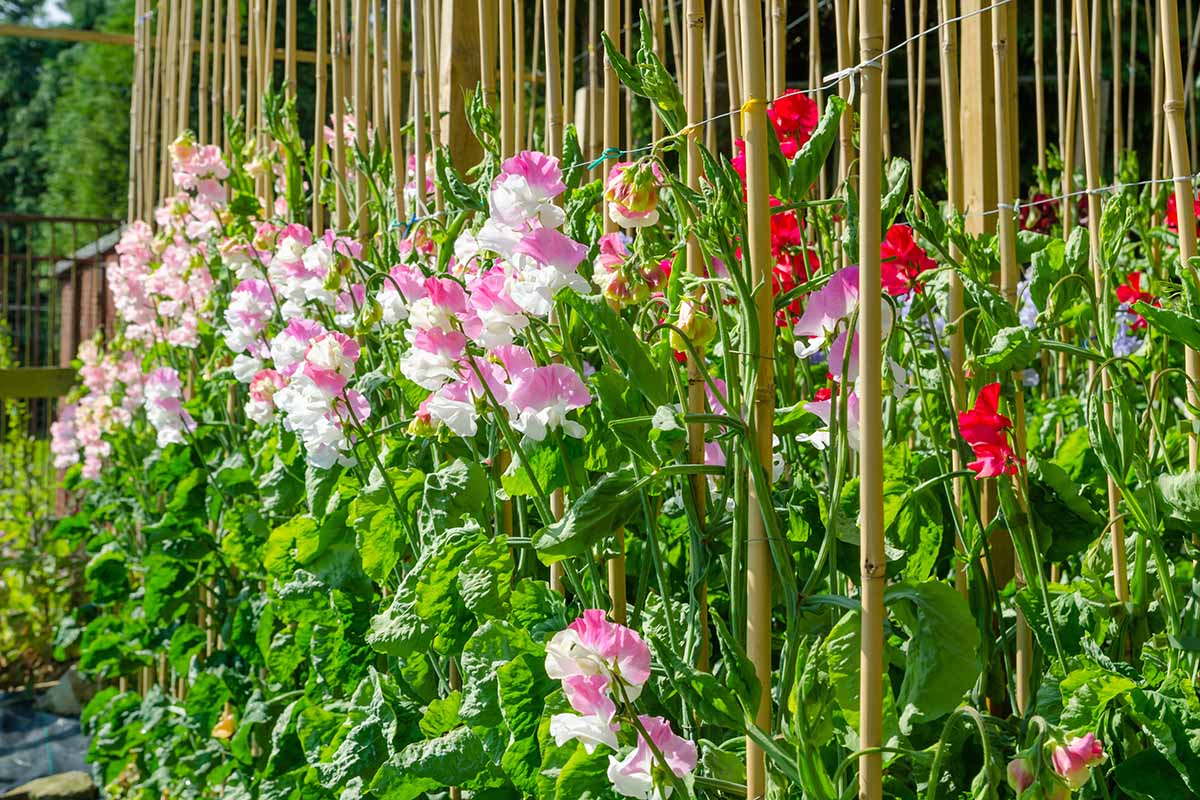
[{"x1": 585, "y1": 146, "x2": 624, "y2": 171}]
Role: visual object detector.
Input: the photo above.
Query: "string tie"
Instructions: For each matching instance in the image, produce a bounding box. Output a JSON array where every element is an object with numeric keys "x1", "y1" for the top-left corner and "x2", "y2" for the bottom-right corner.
[
  {"x1": 389, "y1": 211, "x2": 420, "y2": 237},
  {"x1": 586, "y1": 146, "x2": 623, "y2": 170},
  {"x1": 740, "y1": 96, "x2": 767, "y2": 128}
]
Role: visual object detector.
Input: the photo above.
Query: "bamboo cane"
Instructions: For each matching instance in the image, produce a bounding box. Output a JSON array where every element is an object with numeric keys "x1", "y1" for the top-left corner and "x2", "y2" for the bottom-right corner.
[
  {"x1": 160, "y1": 0, "x2": 176, "y2": 199},
  {"x1": 180, "y1": 0, "x2": 194, "y2": 135},
  {"x1": 515, "y1": 0, "x2": 526, "y2": 152},
  {"x1": 1149, "y1": 0, "x2": 1162, "y2": 228},
  {"x1": 423, "y1": 0, "x2": 443, "y2": 209},
  {"x1": 562, "y1": 0, "x2": 574, "y2": 138},
  {"x1": 880, "y1": 0, "x2": 890, "y2": 162},
  {"x1": 286, "y1": 0, "x2": 297, "y2": 97},
  {"x1": 333, "y1": 0, "x2": 349, "y2": 225},
  {"x1": 650, "y1": 0, "x2": 664, "y2": 142},
  {"x1": 388, "y1": 0, "x2": 404, "y2": 226},
  {"x1": 906, "y1": 0, "x2": 917, "y2": 186},
  {"x1": 684, "y1": 0, "x2": 709, "y2": 673},
  {"x1": 314, "y1": 0, "x2": 328, "y2": 234},
  {"x1": 834, "y1": 0, "x2": 851, "y2": 192},
  {"x1": 262, "y1": 0, "x2": 277, "y2": 205},
  {"x1": 1088, "y1": 0, "x2": 1098, "y2": 120},
  {"x1": 705, "y1": 0, "x2": 718, "y2": 150},
  {"x1": 857, "y1": 0, "x2": 884, "y2": 794},
  {"x1": 991, "y1": 0, "x2": 1032, "y2": 714},
  {"x1": 810, "y1": 0, "x2": 825, "y2": 198},
  {"x1": 226, "y1": 0, "x2": 238, "y2": 144},
  {"x1": 738, "y1": 0, "x2": 775, "y2": 792},
  {"x1": 1188, "y1": 0, "x2": 1197, "y2": 166},
  {"x1": 246, "y1": 0, "x2": 257, "y2": 141},
  {"x1": 1032, "y1": 0, "x2": 1046, "y2": 174},
  {"x1": 1110, "y1": 0, "x2": 1121, "y2": 173},
  {"x1": 668, "y1": 0, "x2": 683, "y2": 77},
  {"x1": 410, "y1": 0, "x2": 426, "y2": 213},
  {"x1": 198, "y1": 0, "x2": 210, "y2": 140},
  {"x1": 499, "y1": 0, "x2": 515, "y2": 154},
  {"x1": 1074, "y1": 0, "x2": 1129, "y2": 603},
  {"x1": 1125, "y1": 0, "x2": 1136, "y2": 146},
  {"x1": 210, "y1": 0, "x2": 222, "y2": 146},
  {"x1": 129, "y1": 0, "x2": 144, "y2": 220},
  {"x1": 602, "y1": 0, "x2": 627, "y2": 626},
  {"x1": 721, "y1": 0, "x2": 740, "y2": 140},
  {"x1": 938, "y1": 0, "x2": 966, "y2": 597},
  {"x1": 771, "y1": 0, "x2": 786, "y2": 97},
  {"x1": 478, "y1": 0, "x2": 496, "y2": 105},
  {"x1": 529, "y1": 0, "x2": 543, "y2": 150},
  {"x1": 588, "y1": 1, "x2": 599, "y2": 170},
  {"x1": 372, "y1": 0, "x2": 384, "y2": 130},
  {"x1": 1064, "y1": 21, "x2": 1078, "y2": 235},
  {"x1": 352, "y1": 0, "x2": 369, "y2": 232},
  {"x1": 1159, "y1": 0, "x2": 1200, "y2": 471},
  {"x1": 543, "y1": 0, "x2": 565, "y2": 594},
  {"x1": 1185, "y1": 4, "x2": 1200, "y2": 170},
  {"x1": 623, "y1": 0, "x2": 632, "y2": 151}
]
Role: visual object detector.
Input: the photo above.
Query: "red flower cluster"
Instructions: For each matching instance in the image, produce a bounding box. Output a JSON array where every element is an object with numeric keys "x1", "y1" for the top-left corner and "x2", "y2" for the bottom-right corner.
[
  {"x1": 958, "y1": 383, "x2": 1022, "y2": 479},
  {"x1": 879, "y1": 224, "x2": 936, "y2": 296},
  {"x1": 1115, "y1": 271, "x2": 1157, "y2": 330},
  {"x1": 1018, "y1": 193, "x2": 1059, "y2": 234},
  {"x1": 771, "y1": 199, "x2": 820, "y2": 325},
  {"x1": 1165, "y1": 191, "x2": 1200, "y2": 233},
  {"x1": 767, "y1": 90, "x2": 820, "y2": 158}
]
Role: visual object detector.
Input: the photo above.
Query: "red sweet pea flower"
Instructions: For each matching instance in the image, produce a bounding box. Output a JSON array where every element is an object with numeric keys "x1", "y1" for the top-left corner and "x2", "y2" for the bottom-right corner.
[
  {"x1": 813, "y1": 386, "x2": 833, "y2": 402},
  {"x1": 879, "y1": 224, "x2": 936, "y2": 295},
  {"x1": 730, "y1": 139, "x2": 748, "y2": 185},
  {"x1": 1115, "y1": 271, "x2": 1157, "y2": 330},
  {"x1": 770, "y1": 199, "x2": 820, "y2": 325},
  {"x1": 1165, "y1": 192, "x2": 1200, "y2": 233},
  {"x1": 768, "y1": 90, "x2": 820, "y2": 158},
  {"x1": 1018, "y1": 193, "x2": 1059, "y2": 234},
  {"x1": 958, "y1": 382, "x2": 1022, "y2": 479}
]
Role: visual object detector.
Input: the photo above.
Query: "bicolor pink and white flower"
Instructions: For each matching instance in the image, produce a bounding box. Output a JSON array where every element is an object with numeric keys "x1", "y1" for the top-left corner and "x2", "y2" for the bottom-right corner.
[
  {"x1": 607, "y1": 715, "x2": 697, "y2": 799},
  {"x1": 506, "y1": 364, "x2": 592, "y2": 441},
  {"x1": 246, "y1": 369, "x2": 287, "y2": 425},
  {"x1": 224, "y1": 279, "x2": 275, "y2": 353},
  {"x1": 604, "y1": 160, "x2": 665, "y2": 228},
  {"x1": 400, "y1": 328, "x2": 468, "y2": 390},
  {"x1": 144, "y1": 367, "x2": 194, "y2": 448},
  {"x1": 301, "y1": 332, "x2": 361, "y2": 397},
  {"x1": 545, "y1": 609, "x2": 652, "y2": 700},
  {"x1": 489, "y1": 151, "x2": 568, "y2": 229},
  {"x1": 1051, "y1": 734, "x2": 1106, "y2": 790}
]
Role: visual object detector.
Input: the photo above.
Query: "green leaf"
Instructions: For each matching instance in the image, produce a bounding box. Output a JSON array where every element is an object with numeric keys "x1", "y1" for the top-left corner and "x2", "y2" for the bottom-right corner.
[
  {"x1": 974, "y1": 325, "x2": 1039, "y2": 373},
  {"x1": 420, "y1": 459, "x2": 488, "y2": 541},
  {"x1": 554, "y1": 741, "x2": 621, "y2": 800},
  {"x1": 880, "y1": 158, "x2": 912, "y2": 231},
  {"x1": 1086, "y1": 377, "x2": 1138, "y2": 485},
  {"x1": 368, "y1": 525, "x2": 487, "y2": 657},
  {"x1": 886, "y1": 580, "x2": 980, "y2": 731},
  {"x1": 787, "y1": 95, "x2": 845, "y2": 199},
  {"x1": 459, "y1": 620, "x2": 542, "y2": 760},
  {"x1": 501, "y1": 441, "x2": 567, "y2": 498},
  {"x1": 1125, "y1": 689, "x2": 1200, "y2": 791},
  {"x1": 1157, "y1": 471, "x2": 1200, "y2": 526},
  {"x1": 419, "y1": 692, "x2": 463, "y2": 738},
  {"x1": 563, "y1": 292, "x2": 669, "y2": 406},
  {"x1": 84, "y1": 546, "x2": 130, "y2": 605},
  {"x1": 533, "y1": 469, "x2": 641, "y2": 562},
  {"x1": 1058, "y1": 666, "x2": 1136, "y2": 731},
  {"x1": 653, "y1": 635, "x2": 745, "y2": 730},
  {"x1": 498, "y1": 652, "x2": 557, "y2": 794},
  {"x1": 1134, "y1": 302, "x2": 1200, "y2": 351},
  {"x1": 1114, "y1": 748, "x2": 1194, "y2": 799},
  {"x1": 371, "y1": 726, "x2": 501, "y2": 799},
  {"x1": 710, "y1": 610, "x2": 761, "y2": 717}
]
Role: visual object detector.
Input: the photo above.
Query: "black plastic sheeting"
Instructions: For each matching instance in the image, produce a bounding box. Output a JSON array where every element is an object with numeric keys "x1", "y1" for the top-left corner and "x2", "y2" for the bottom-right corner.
[{"x1": 0, "y1": 695, "x2": 90, "y2": 793}]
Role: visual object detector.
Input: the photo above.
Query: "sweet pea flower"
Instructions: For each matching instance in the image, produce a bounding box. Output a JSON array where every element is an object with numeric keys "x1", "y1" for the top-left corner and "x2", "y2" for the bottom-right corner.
[
  {"x1": 1019, "y1": 193, "x2": 1059, "y2": 234},
  {"x1": 270, "y1": 318, "x2": 328, "y2": 377},
  {"x1": 793, "y1": 266, "x2": 860, "y2": 356},
  {"x1": 224, "y1": 279, "x2": 275, "y2": 353},
  {"x1": 506, "y1": 363, "x2": 592, "y2": 441},
  {"x1": 768, "y1": 90, "x2": 820, "y2": 158},
  {"x1": 400, "y1": 328, "x2": 467, "y2": 390},
  {"x1": 1166, "y1": 190, "x2": 1200, "y2": 233},
  {"x1": 958, "y1": 383, "x2": 1022, "y2": 479},
  {"x1": 464, "y1": 267, "x2": 529, "y2": 347},
  {"x1": 508, "y1": 228, "x2": 591, "y2": 316},
  {"x1": 246, "y1": 369, "x2": 287, "y2": 424},
  {"x1": 1115, "y1": 271, "x2": 1157, "y2": 330},
  {"x1": 144, "y1": 367, "x2": 194, "y2": 448},
  {"x1": 798, "y1": 389, "x2": 861, "y2": 451},
  {"x1": 607, "y1": 715, "x2": 697, "y2": 800},
  {"x1": 879, "y1": 224, "x2": 936, "y2": 295},
  {"x1": 1006, "y1": 757, "x2": 1034, "y2": 793},
  {"x1": 604, "y1": 160, "x2": 665, "y2": 228},
  {"x1": 301, "y1": 332, "x2": 361, "y2": 397},
  {"x1": 50, "y1": 404, "x2": 80, "y2": 469},
  {"x1": 489, "y1": 151, "x2": 568, "y2": 229},
  {"x1": 1051, "y1": 734, "x2": 1106, "y2": 790},
  {"x1": 545, "y1": 609, "x2": 652, "y2": 700},
  {"x1": 407, "y1": 276, "x2": 470, "y2": 333}
]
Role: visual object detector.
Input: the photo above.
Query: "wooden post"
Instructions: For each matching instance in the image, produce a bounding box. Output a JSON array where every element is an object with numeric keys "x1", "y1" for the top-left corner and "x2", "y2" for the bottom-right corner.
[
  {"x1": 515, "y1": 0, "x2": 525, "y2": 150},
  {"x1": 738, "y1": 0, "x2": 774, "y2": 796},
  {"x1": 857, "y1": 0, "x2": 885, "y2": 796},
  {"x1": 1109, "y1": 0, "x2": 1121, "y2": 173},
  {"x1": 1159, "y1": 0, "x2": 1200, "y2": 470},
  {"x1": 959, "y1": 0, "x2": 995, "y2": 231},
  {"x1": 198, "y1": 0, "x2": 210, "y2": 140},
  {"x1": 129, "y1": 0, "x2": 145, "y2": 220},
  {"x1": 439, "y1": 0, "x2": 484, "y2": 169},
  {"x1": 562, "y1": 0, "x2": 574, "y2": 138},
  {"x1": 1075, "y1": 0, "x2": 1129, "y2": 603},
  {"x1": 479, "y1": 0, "x2": 497, "y2": 105}
]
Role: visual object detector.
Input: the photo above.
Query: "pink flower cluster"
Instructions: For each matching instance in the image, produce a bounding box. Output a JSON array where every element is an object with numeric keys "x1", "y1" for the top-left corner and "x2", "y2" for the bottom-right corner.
[
  {"x1": 51, "y1": 339, "x2": 146, "y2": 478},
  {"x1": 393, "y1": 152, "x2": 593, "y2": 441},
  {"x1": 545, "y1": 610, "x2": 696, "y2": 798},
  {"x1": 1007, "y1": 733, "x2": 1105, "y2": 799},
  {"x1": 144, "y1": 367, "x2": 195, "y2": 448}
]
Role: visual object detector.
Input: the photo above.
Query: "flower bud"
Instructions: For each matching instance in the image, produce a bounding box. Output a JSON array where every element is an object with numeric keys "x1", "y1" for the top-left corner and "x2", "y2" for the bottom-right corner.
[{"x1": 604, "y1": 160, "x2": 664, "y2": 228}]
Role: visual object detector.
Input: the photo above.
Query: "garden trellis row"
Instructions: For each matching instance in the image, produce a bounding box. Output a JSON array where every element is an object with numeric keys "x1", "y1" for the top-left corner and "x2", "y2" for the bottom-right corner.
[{"x1": 40, "y1": 0, "x2": 1200, "y2": 796}]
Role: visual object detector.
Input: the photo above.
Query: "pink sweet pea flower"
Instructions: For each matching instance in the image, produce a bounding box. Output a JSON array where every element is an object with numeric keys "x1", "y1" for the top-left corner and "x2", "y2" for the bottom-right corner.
[
  {"x1": 224, "y1": 279, "x2": 276, "y2": 353},
  {"x1": 489, "y1": 151, "x2": 568, "y2": 229},
  {"x1": 464, "y1": 267, "x2": 529, "y2": 347},
  {"x1": 798, "y1": 389, "x2": 861, "y2": 451},
  {"x1": 606, "y1": 715, "x2": 697, "y2": 799},
  {"x1": 1052, "y1": 734, "x2": 1106, "y2": 789},
  {"x1": 301, "y1": 332, "x2": 361, "y2": 397},
  {"x1": 792, "y1": 266, "x2": 860, "y2": 356},
  {"x1": 270, "y1": 318, "x2": 328, "y2": 377},
  {"x1": 604, "y1": 160, "x2": 665, "y2": 228},
  {"x1": 505, "y1": 364, "x2": 592, "y2": 441},
  {"x1": 408, "y1": 276, "x2": 470, "y2": 332},
  {"x1": 400, "y1": 328, "x2": 467, "y2": 390},
  {"x1": 246, "y1": 369, "x2": 287, "y2": 424},
  {"x1": 545, "y1": 609, "x2": 653, "y2": 699},
  {"x1": 1006, "y1": 758, "x2": 1034, "y2": 793}
]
